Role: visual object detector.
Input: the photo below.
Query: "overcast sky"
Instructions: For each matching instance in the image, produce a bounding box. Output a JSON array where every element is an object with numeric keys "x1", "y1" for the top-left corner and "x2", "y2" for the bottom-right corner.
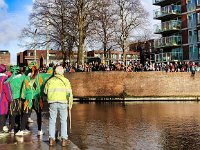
[{"x1": 0, "y1": 0, "x2": 159, "y2": 65}]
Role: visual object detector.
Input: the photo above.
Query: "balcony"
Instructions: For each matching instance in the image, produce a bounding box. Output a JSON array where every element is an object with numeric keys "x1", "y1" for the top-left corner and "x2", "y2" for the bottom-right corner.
[
  {"x1": 153, "y1": 0, "x2": 181, "y2": 7},
  {"x1": 154, "y1": 35, "x2": 182, "y2": 48},
  {"x1": 153, "y1": 5, "x2": 181, "y2": 21},
  {"x1": 154, "y1": 20, "x2": 181, "y2": 34},
  {"x1": 155, "y1": 51, "x2": 183, "y2": 62}
]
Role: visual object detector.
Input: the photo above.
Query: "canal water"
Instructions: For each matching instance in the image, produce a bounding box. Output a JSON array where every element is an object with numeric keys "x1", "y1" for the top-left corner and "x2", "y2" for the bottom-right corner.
[{"x1": 69, "y1": 102, "x2": 200, "y2": 150}]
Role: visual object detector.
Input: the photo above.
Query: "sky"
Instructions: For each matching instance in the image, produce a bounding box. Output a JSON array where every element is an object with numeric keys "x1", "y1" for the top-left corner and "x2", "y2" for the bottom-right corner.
[{"x1": 0, "y1": 0, "x2": 159, "y2": 65}]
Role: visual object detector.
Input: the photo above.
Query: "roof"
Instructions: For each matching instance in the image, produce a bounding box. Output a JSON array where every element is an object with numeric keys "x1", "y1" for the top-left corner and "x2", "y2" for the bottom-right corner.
[{"x1": 0, "y1": 50, "x2": 10, "y2": 54}]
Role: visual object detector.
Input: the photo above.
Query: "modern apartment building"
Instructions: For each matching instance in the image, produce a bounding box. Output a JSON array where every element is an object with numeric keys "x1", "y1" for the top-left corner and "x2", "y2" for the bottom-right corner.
[{"x1": 153, "y1": 0, "x2": 200, "y2": 63}]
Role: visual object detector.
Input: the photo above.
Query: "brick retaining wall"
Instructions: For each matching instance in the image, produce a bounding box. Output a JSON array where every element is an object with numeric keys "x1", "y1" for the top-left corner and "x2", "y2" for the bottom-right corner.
[{"x1": 65, "y1": 72, "x2": 200, "y2": 98}]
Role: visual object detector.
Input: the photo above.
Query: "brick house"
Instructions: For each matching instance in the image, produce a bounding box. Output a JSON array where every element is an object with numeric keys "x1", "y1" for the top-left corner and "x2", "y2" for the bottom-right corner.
[
  {"x1": 129, "y1": 39, "x2": 156, "y2": 65},
  {"x1": 0, "y1": 50, "x2": 10, "y2": 65},
  {"x1": 87, "y1": 50, "x2": 140, "y2": 65},
  {"x1": 17, "y1": 50, "x2": 63, "y2": 67}
]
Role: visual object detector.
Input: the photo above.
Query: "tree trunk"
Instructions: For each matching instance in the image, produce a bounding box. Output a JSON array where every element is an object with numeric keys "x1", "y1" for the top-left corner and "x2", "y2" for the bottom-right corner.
[
  {"x1": 62, "y1": 51, "x2": 67, "y2": 67},
  {"x1": 77, "y1": 14, "x2": 84, "y2": 65}
]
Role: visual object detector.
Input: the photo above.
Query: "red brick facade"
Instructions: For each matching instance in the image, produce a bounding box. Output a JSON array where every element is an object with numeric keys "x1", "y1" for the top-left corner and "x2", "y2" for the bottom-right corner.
[
  {"x1": 17, "y1": 50, "x2": 63, "y2": 67},
  {"x1": 0, "y1": 51, "x2": 10, "y2": 65}
]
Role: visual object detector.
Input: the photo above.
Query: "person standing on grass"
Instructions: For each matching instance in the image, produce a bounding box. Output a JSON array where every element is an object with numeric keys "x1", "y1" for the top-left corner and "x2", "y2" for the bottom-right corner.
[{"x1": 44, "y1": 65, "x2": 73, "y2": 147}]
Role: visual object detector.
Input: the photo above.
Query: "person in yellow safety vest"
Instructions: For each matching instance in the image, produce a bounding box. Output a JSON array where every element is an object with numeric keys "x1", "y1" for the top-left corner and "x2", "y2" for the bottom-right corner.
[{"x1": 44, "y1": 65, "x2": 73, "y2": 147}]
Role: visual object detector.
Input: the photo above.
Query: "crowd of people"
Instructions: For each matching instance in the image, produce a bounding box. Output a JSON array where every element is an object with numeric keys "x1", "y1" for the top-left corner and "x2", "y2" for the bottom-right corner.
[
  {"x1": 0, "y1": 63, "x2": 73, "y2": 147},
  {"x1": 61, "y1": 61, "x2": 199, "y2": 73}
]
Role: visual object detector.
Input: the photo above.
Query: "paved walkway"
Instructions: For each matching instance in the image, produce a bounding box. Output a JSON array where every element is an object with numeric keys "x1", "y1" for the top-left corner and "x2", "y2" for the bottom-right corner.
[{"x1": 0, "y1": 111, "x2": 79, "y2": 150}]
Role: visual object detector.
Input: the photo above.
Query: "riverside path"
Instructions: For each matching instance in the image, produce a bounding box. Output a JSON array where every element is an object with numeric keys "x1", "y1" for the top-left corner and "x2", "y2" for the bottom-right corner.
[{"x1": 0, "y1": 110, "x2": 79, "y2": 150}]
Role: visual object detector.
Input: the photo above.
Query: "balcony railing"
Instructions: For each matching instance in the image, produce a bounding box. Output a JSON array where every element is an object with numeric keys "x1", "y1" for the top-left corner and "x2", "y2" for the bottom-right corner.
[
  {"x1": 154, "y1": 20, "x2": 181, "y2": 34},
  {"x1": 154, "y1": 35, "x2": 182, "y2": 48},
  {"x1": 152, "y1": 0, "x2": 165, "y2": 5},
  {"x1": 153, "y1": 5, "x2": 181, "y2": 20},
  {"x1": 155, "y1": 51, "x2": 183, "y2": 62},
  {"x1": 153, "y1": 0, "x2": 181, "y2": 6}
]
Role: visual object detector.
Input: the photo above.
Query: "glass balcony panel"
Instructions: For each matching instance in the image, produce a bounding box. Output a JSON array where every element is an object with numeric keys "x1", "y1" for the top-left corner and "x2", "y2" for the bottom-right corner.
[
  {"x1": 162, "y1": 22, "x2": 166, "y2": 31},
  {"x1": 166, "y1": 53, "x2": 171, "y2": 61},
  {"x1": 152, "y1": 0, "x2": 164, "y2": 4},
  {"x1": 154, "y1": 24, "x2": 161, "y2": 33},
  {"x1": 153, "y1": 9, "x2": 162, "y2": 18},
  {"x1": 162, "y1": 38, "x2": 166, "y2": 46},
  {"x1": 153, "y1": 5, "x2": 181, "y2": 19},
  {"x1": 162, "y1": 53, "x2": 167, "y2": 61},
  {"x1": 154, "y1": 36, "x2": 182, "y2": 48},
  {"x1": 159, "y1": 53, "x2": 163, "y2": 61},
  {"x1": 155, "y1": 20, "x2": 181, "y2": 34},
  {"x1": 171, "y1": 20, "x2": 181, "y2": 30}
]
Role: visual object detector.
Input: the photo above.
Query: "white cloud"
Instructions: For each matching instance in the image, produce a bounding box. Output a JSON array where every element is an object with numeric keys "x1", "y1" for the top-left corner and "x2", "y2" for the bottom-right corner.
[
  {"x1": 0, "y1": 0, "x2": 7, "y2": 10},
  {"x1": 141, "y1": 0, "x2": 160, "y2": 26},
  {"x1": 25, "y1": 4, "x2": 33, "y2": 12},
  {"x1": 0, "y1": 1, "x2": 30, "y2": 64}
]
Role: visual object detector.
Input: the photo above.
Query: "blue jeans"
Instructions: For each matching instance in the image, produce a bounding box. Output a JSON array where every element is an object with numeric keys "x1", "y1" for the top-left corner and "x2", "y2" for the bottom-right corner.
[{"x1": 49, "y1": 103, "x2": 68, "y2": 140}]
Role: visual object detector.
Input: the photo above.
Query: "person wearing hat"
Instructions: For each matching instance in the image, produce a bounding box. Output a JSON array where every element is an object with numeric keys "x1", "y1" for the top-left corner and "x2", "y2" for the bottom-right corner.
[
  {"x1": 6, "y1": 65, "x2": 30, "y2": 134},
  {"x1": 0, "y1": 64, "x2": 12, "y2": 136},
  {"x1": 44, "y1": 65, "x2": 73, "y2": 147},
  {"x1": 15, "y1": 62, "x2": 53, "y2": 136}
]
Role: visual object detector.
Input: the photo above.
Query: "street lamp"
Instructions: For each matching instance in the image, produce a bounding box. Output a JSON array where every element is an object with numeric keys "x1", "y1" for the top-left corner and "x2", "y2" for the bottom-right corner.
[
  {"x1": 34, "y1": 29, "x2": 37, "y2": 62},
  {"x1": 46, "y1": 13, "x2": 50, "y2": 66}
]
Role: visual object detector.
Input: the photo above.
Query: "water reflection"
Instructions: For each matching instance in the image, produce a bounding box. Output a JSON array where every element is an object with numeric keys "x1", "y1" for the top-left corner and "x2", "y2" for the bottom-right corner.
[{"x1": 70, "y1": 102, "x2": 200, "y2": 149}]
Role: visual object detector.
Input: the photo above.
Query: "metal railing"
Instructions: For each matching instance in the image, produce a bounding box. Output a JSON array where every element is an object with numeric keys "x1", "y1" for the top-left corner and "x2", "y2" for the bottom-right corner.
[
  {"x1": 154, "y1": 20, "x2": 181, "y2": 33},
  {"x1": 154, "y1": 35, "x2": 182, "y2": 48},
  {"x1": 153, "y1": 5, "x2": 181, "y2": 19},
  {"x1": 155, "y1": 51, "x2": 183, "y2": 62}
]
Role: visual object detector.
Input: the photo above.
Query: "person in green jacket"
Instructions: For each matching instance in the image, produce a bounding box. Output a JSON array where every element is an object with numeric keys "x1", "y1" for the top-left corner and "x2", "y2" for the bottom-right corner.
[
  {"x1": 44, "y1": 66, "x2": 73, "y2": 147},
  {"x1": 6, "y1": 65, "x2": 30, "y2": 134},
  {"x1": 15, "y1": 62, "x2": 53, "y2": 136}
]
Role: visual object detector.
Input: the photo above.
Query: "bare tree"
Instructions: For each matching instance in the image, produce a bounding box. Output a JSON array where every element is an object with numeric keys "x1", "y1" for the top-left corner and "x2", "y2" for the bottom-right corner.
[
  {"x1": 20, "y1": 0, "x2": 76, "y2": 66},
  {"x1": 113, "y1": 0, "x2": 149, "y2": 64},
  {"x1": 69, "y1": 0, "x2": 99, "y2": 65},
  {"x1": 20, "y1": 0, "x2": 150, "y2": 66},
  {"x1": 91, "y1": 0, "x2": 117, "y2": 64}
]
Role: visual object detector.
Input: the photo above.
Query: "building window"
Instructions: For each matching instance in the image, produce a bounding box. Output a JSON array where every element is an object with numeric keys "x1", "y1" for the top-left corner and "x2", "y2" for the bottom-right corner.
[
  {"x1": 197, "y1": 12, "x2": 200, "y2": 24},
  {"x1": 198, "y1": 30, "x2": 200, "y2": 41},
  {"x1": 49, "y1": 53, "x2": 56, "y2": 57},
  {"x1": 197, "y1": 0, "x2": 200, "y2": 6},
  {"x1": 189, "y1": 45, "x2": 198, "y2": 60},
  {"x1": 113, "y1": 54, "x2": 117, "y2": 59},
  {"x1": 199, "y1": 48, "x2": 200, "y2": 59},
  {"x1": 28, "y1": 52, "x2": 33, "y2": 56}
]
